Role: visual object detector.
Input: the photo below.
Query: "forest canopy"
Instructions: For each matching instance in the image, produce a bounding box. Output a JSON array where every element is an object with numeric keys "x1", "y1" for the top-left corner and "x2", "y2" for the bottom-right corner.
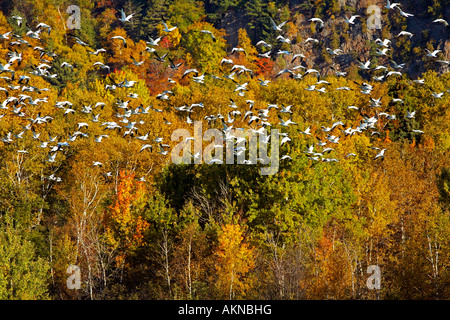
[{"x1": 0, "y1": 0, "x2": 449, "y2": 300}]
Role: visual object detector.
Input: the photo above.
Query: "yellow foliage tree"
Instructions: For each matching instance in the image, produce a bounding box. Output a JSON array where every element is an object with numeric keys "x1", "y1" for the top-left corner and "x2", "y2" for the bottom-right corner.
[
  {"x1": 215, "y1": 222, "x2": 255, "y2": 299},
  {"x1": 236, "y1": 28, "x2": 258, "y2": 70}
]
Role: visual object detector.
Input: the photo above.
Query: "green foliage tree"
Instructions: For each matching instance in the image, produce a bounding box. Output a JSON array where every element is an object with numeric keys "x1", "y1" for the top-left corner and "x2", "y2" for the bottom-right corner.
[
  {"x1": 0, "y1": 221, "x2": 50, "y2": 299},
  {"x1": 141, "y1": 0, "x2": 171, "y2": 38},
  {"x1": 167, "y1": 0, "x2": 206, "y2": 33}
]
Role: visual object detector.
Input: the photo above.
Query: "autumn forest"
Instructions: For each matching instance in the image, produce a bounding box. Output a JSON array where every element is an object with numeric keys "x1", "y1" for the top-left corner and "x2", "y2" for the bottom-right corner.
[{"x1": 0, "y1": 0, "x2": 449, "y2": 300}]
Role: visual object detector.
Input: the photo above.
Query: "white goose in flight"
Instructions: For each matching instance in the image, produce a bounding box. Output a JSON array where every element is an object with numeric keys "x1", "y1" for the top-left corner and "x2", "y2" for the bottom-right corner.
[
  {"x1": 140, "y1": 144, "x2": 153, "y2": 153},
  {"x1": 269, "y1": 18, "x2": 288, "y2": 32},
  {"x1": 119, "y1": 8, "x2": 135, "y2": 22},
  {"x1": 0, "y1": 31, "x2": 12, "y2": 40},
  {"x1": 300, "y1": 126, "x2": 311, "y2": 135},
  {"x1": 71, "y1": 36, "x2": 88, "y2": 46},
  {"x1": 406, "y1": 110, "x2": 416, "y2": 119},
  {"x1": 309, "y1": 18, "x2": 324, "y2": 31},
  {"x1": 200, "y1": 30, "x2": 216, "y2": 42},
  {"x1": 111, "y1": 35, "x2": 127, "y2": 47},
  {"x1": 231, "y1": 47, "x2": 246, "y2": 55},
  {"x1": 432, "y1": 19, "x2": 448, "y2": 27},
  {"x1": 426, "y1": 49, "x2": 442, "y2": 58},
  {"x1": 276, "y1": 35, "x2": 291, "y2": 44},
  {"x1": 396, "y1": 31, "x2": 413, "y2": 38},
  {"x1": 47, "y1": 153, "x2": 57, "y2": 163},
  {"x1": 344, "y1": 15, "x2": 360, "y2": 25},
  {"x1": 326, "y1": 48, "x2": 343, "y2": 56},
  {"x1": 385, "y1": 0, "x2": 401, "y2": 10},
  {"x1": 256, "y1": 40, "x2": 272, "y2": 49},
  {"x1": 374, "y1": 149, "x2": 386, "y2": 160},
  {"x1": 376, "y1": 48, "x2": 390, "y2": 56},
  {"x1": 357, "y1": 59, "x2": 371, "y2": 70},
  {"x1": 431, "y1": 92, "x2": 445, "y2": 99},
  {"x1": 12, "y1": 16, "x2": 22, "y2": 27},
  {"x1": 397, "y1": 7, "x2": 414, "y2": 17},
  {"x1": 36, "y1": 22, "x2": 52, "y2": 34},
  {"x1": 162, "y1": 18, "x2": 177, "y2": 32},
  {"x1": 375, "y1": 38, "x2": 391, "y2": 48},
  {"x1": 89, "y1": 48, "x2": 106, "y2": 55},
  {"x1": 278, "y1": 116, "x2": 297, "y2": 127},
  {"x1": 94, "y1": 135, "x2": 108, "y2": 143},
  {"x1": 0, "y1": 63, "x2": 13, "y2": 73},
  {"x1": 304, "y1": 37, "x2": 319, "y2": 44}
]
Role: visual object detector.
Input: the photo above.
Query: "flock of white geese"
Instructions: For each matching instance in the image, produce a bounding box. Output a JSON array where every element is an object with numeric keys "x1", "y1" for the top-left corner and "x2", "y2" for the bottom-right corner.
[{"x1": 0, "y1": 1, "x2": 449, "y2": 183}]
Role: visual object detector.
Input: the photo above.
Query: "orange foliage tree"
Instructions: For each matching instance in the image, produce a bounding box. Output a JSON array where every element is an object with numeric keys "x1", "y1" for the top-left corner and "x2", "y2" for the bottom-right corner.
[
  {"x1": 106, "y1": 170, "x2": 150, "y2": 266},
  {"x1": 254, "y1": 57, "x2": 275, "y2": 77}
]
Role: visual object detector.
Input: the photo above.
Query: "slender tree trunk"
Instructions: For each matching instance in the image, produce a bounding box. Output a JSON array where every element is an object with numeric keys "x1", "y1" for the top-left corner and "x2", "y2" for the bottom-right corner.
[
  {"x1": 229, "y1": 267, "x2": 234, "y2": 300},
  {"x1": 187, "y1": 236, "x2": 192, "y2": 299},
  {"x1": 49, "y1": 228, "x2": 55, "y2": 287},
  {"x1": 160, "y1": 228, "x2": 172, "y2": 297}
]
